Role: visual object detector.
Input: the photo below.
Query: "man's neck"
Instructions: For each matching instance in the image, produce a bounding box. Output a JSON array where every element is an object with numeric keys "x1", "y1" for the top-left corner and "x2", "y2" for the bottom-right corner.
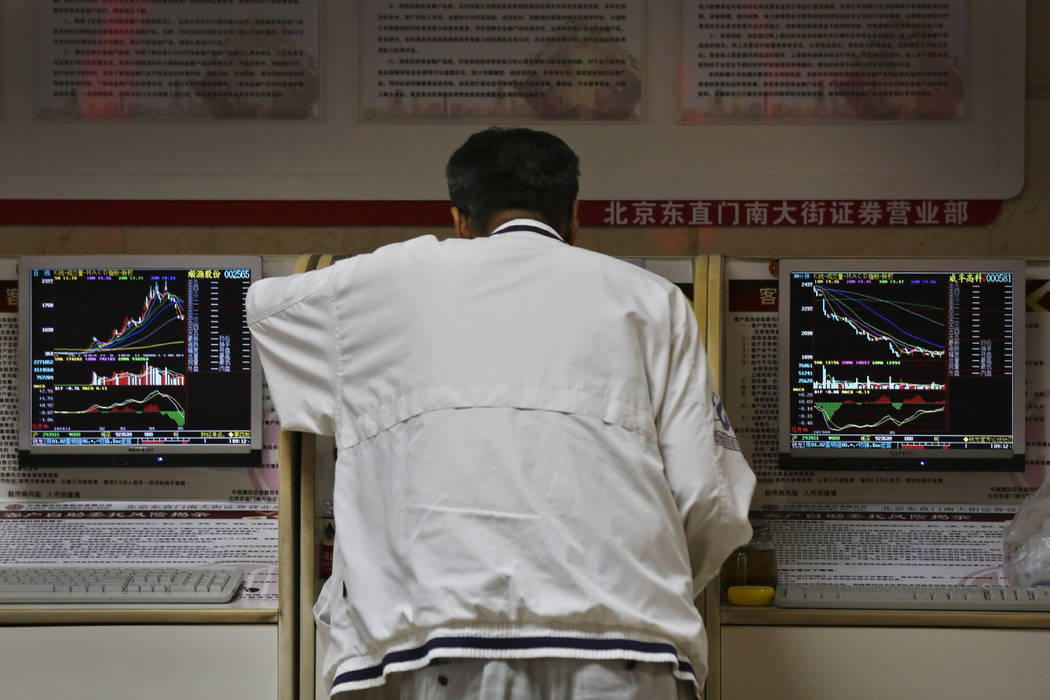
[{"x1": 485, "y1": 210, "x2": 549, "y2": 233}]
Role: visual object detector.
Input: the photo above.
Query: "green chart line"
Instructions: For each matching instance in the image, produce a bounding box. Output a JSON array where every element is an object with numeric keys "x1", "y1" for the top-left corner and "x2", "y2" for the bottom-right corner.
[
  {"x1": 815, "y1": 402, "x2": 945, "y2": 432},
  {"x1": 56, "y1": 390, "x2": 186, "y2": 428}
]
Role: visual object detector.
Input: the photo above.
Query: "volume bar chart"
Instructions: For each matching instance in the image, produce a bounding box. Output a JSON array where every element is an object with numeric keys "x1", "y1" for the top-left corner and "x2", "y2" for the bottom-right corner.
[
  {"x1": 90, "y1": 363, "x2": 186, "y2": 387},
  {"x1": 814, "y1": 366, "x2": 945, "y2": 393}
]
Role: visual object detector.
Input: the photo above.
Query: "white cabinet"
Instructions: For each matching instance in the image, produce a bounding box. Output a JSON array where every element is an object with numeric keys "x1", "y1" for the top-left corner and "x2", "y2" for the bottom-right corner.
[
  {"x1": 0, "y1": 625, "x2": 278, "y2": 700},
  {"x1": 721, "y1": 625, "x2": 1050, "y2": 700}
]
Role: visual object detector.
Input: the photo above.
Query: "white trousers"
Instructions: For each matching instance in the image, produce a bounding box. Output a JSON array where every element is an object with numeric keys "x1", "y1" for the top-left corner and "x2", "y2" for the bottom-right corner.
[{"x1": 336, "y1": 658, "x2": 698, "y2": 700}]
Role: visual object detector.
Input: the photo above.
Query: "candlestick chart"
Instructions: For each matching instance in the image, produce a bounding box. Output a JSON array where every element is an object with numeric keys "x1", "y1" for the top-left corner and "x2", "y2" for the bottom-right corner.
[
  {"x1": 52, "y1": 280, "x2": 186, "y2": 357},
  {"x1": 807, "y1": 279, "x2": 948, "y2": 434},
  {"x1": 39, "y1": 276, "x2": 190, "y2": 433}
]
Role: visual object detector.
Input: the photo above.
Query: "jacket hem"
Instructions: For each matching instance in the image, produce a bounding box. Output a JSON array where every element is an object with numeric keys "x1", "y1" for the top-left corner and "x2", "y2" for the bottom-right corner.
[{"x1": 327, "y1": 629, "x2": 700, "y2": 698}]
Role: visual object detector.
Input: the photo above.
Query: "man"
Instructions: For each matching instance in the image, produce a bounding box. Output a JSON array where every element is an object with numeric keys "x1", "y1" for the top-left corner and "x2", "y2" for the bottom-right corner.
[{"x1": 246, "y1": 127, "x2": 755, "y2": 699}]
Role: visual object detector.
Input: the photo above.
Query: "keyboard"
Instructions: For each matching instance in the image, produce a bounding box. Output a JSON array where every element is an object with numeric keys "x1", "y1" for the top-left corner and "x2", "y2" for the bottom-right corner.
[
  {"x1": 776, "y1": 583, "x2": 1050, "y2": 612},
  {"x1": 0, "y1": 566, "x2": 243, "y2": 604}
]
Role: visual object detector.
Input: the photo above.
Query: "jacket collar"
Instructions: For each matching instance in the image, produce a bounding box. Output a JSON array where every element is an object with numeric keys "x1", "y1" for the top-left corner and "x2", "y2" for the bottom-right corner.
[{"x1": 489, "y1": 219, "x2": 565, "y2": 242}]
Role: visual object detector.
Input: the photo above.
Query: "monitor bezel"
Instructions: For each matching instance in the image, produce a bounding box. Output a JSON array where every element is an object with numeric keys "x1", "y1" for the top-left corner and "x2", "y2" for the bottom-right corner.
[
  {"x1": 17, "y1": 255, "x2": 263, "y2": 467},
  {"x1": 777, "y1": 258, "x2": 1027, "y2": 472}
]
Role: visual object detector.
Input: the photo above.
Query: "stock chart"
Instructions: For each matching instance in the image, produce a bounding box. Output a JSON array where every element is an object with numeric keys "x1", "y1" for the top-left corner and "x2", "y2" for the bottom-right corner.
[
  {"x1": 787, "y1": 270, "x2": 1016, "y2": 454},
  {"x1": 28, "y1": 266, "x2": 253, "y2": 449}
]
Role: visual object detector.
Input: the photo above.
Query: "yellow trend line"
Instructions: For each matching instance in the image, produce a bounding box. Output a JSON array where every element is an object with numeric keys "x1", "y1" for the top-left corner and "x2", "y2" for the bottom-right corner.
[{"x1": 53, "y1": 341, "x2": 184, "y2": 354}]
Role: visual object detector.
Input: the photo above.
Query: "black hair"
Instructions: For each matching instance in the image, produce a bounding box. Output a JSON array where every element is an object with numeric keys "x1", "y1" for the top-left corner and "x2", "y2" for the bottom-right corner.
[{"x1": 446, "y1": 127, "x2": 580, "y2": 236}]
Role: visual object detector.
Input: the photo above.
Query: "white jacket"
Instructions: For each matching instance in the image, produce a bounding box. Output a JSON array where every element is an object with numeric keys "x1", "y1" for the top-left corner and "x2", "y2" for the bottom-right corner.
[{"x1": 246, "y1": 220, "x2": 755, "y2": 697}]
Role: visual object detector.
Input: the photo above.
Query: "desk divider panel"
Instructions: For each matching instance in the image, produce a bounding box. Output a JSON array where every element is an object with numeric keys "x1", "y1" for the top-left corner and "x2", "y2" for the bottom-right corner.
[{"x1": 722, "y1": 257, "x2": 1050, "y2": 587}]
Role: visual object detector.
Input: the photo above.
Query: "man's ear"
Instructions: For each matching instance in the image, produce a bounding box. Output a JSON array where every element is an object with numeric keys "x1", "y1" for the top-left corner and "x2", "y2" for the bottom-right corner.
[
  {"x1": 565, "y1": 200, "x2": 579, "y2": 246},
  {"x1": 451, "y1": 206, "x2": 473, "y2": 239}
]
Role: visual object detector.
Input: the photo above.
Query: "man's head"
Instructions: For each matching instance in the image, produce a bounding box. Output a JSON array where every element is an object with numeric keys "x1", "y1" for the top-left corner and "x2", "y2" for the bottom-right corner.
[{"x1": 446, "y1": 127, "x2": 580, "y2": 243}]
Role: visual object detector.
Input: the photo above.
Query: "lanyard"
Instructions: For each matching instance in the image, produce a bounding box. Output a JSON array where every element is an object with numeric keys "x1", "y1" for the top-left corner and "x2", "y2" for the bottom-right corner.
[{"x1": 489, "y1": 224, "x2": 564, "y2": 242}]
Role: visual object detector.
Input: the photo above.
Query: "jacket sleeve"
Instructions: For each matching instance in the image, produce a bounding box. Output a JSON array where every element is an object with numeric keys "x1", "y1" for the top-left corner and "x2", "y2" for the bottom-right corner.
[
  {"x1": 656, "y1": 305, "x2": 757, "y2": 597},
  {"x1": 246, "y1": 265, "x2": 339, "y2": 437}
]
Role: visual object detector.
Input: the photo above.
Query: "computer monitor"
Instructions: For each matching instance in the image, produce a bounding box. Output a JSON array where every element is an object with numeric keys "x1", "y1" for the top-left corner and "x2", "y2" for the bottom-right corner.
[
  {"x1": 778, "y1": 259, "x2": 1026, "y2": 471},
  {"x1": 17, "y1": 256, "x2": 263, "y2": 467}
]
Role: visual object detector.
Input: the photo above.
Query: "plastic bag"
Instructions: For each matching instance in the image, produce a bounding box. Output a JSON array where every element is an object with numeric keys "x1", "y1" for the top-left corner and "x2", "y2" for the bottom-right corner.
[{"x1": 1003, "y1": 479, "x2": 1050, "y2": 586}]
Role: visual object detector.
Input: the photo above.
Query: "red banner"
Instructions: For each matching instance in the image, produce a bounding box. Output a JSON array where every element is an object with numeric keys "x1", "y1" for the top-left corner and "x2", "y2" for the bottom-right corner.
[
  {"x1": 0, "y1": 282, "x2": 16, "y2": 312},
  {"x1": 727, "y1": 279, "x2": 779, "y2": 312},
  {"x1": 0, "y1": 199, "x2": 1000, "y2": 227},
  {"x1": 581, "y1": 199, "x2": 1000, "y2": 227}
]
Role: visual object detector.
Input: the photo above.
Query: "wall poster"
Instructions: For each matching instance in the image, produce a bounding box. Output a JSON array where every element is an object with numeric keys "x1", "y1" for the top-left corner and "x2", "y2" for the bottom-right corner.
[
  {"x1": 682, "y1": 0, "x2": 966, "y2": 121},
  {"x1": 36, "y1": 0, "x2": 321, "y2": 120},
  {"x1": 360, "y1": 0, "x2": 644, "y2": 121}
]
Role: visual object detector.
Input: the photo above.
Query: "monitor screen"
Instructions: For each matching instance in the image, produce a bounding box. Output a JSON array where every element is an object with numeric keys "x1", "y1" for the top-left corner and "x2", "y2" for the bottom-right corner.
[
  {"x1": 778, "y1": 259, "x2": 1026, "y2": 471},
  {"x1": 18, "y1": 256, "x2": 262, "y2": 467}
]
